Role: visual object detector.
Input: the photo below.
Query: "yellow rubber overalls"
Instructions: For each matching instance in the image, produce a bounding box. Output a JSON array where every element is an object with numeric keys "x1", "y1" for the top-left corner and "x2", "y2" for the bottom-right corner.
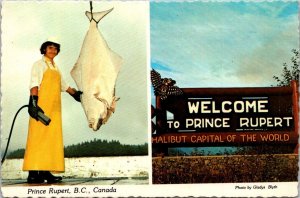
[{"x1": 23, "y1": 62, "x2": 64, "y2": 172}]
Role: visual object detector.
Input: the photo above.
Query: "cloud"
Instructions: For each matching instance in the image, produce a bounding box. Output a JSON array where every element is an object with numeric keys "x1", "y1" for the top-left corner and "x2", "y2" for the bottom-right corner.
[{"x1": 150, "y1": 1, "x2": 299, "y2": 87}]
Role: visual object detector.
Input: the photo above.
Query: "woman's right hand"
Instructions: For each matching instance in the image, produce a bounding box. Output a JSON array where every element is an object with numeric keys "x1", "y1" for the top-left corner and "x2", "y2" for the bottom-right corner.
[{"x1": 28, "y1": 95, "x2": 44, "y2": 121}]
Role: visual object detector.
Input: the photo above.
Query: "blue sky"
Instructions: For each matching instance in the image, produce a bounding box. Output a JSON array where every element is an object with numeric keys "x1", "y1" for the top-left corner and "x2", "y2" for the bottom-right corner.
[{"x1": 151, "y1": 1, "x2": 299, "y2": 89}]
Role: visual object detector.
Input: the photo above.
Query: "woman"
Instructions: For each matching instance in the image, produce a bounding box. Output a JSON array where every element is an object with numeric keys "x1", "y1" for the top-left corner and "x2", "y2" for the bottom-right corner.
[{"x1": 23, "y1": 39, "x2": 82, "y2": 183}]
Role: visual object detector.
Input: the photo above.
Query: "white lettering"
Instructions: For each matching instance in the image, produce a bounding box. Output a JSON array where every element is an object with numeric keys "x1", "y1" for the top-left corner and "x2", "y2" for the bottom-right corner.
[
  {"x1": 201, "y1": 101, "x2": 211, "y2": 113},
  {"x1": 188, "y1": 102, "x2": 199, "y2": 113},
  {"x1": 257, "y1": 100, "x2": 268, "y2": 113}
]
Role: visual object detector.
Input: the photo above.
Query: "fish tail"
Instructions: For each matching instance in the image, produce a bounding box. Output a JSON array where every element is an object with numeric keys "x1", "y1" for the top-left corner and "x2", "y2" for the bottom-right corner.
[{"x1": 85, "y1": 8, "x2": 114, "y2": 23}]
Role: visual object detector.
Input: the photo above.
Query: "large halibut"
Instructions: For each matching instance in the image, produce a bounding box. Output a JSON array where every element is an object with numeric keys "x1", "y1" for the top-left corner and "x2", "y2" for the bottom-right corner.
[{"x1": 71, "y1": 8, "x2": 122, "y2": 131}]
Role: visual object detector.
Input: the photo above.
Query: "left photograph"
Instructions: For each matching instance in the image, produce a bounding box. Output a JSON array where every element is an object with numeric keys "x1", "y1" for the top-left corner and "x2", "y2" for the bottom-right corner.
[{"x1": 1, "y1": 1, "x2": 149, "y2": 187}]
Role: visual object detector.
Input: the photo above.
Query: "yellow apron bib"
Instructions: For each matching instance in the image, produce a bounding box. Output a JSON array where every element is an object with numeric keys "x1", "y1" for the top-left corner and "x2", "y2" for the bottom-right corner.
[{"x1": 23, "y1": 65, "x2": 64, "y2": 172}]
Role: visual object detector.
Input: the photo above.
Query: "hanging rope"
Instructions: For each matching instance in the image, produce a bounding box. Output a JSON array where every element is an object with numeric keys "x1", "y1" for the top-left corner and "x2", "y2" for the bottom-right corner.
[{"x1": 90, "y1": 1, "x2": 93, "y2": 20}]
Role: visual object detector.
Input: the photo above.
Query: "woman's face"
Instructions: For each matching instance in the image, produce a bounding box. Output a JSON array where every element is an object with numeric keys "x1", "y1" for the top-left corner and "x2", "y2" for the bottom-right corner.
[{"x1": 45, "y1": 45, "x2": 58, "y2": 59}]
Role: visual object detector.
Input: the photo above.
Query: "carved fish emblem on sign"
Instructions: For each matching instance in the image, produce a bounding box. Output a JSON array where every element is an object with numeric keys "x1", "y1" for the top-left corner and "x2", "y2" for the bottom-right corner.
[{"x1": 71, "y1": 8, "x2": 122, "y2": 131}]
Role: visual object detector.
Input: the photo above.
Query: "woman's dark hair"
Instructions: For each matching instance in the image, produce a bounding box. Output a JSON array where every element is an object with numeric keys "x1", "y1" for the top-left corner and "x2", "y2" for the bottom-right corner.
[{"x1": 40, "y1": 41, "x2": 60, "y2": 54}]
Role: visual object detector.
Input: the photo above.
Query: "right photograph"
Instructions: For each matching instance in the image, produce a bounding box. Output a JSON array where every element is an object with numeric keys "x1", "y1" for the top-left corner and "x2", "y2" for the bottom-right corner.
[{"x1": 150, "y1": 1, "x2": 299, "y2": 184}]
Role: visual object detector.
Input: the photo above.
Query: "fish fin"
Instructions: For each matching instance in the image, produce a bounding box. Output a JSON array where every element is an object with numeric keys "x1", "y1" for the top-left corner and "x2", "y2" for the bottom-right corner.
[
  {"x1": 110, "y1": 50, "x2": 123, "y2": 74},
  {"x1": 94, "y1": 92, "x2": 101, "y2": 100},
  {"x1": 85, "y1": 8, "x2": 114, "y2": 23},
  {"x1": 71, "y1": 62, "x2": 82, "y2": 90},
  {"x1": 110, "y1": 96, "x2": 119, "y2": 113},
  {"x1": 103, "y1": 102, "x2": 115, "y2": 124}
]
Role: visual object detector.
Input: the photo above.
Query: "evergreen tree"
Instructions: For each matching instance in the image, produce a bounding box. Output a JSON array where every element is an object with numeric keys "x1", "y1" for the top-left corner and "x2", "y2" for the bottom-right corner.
[
  {"x1": 6, "y1": 139, "x2": 148, "y2": 159},
  {"x1": 273, "y1": 49, "x2": 299, "y2": 86}
]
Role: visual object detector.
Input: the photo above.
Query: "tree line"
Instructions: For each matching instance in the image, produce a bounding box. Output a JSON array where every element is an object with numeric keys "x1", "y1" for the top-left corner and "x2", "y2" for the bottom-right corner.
[
  {"x1": 6, "y1": 139, "x2": 148, "y2": 159},
  {"x1": 168, "y1": 145, "x2": 296, "y2": 156}
]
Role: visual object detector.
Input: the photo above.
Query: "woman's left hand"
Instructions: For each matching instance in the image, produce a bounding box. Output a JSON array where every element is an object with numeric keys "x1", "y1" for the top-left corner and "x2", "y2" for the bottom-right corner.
[
  {"x1": 72, "y1": 90, "x2": 83, "y2": 102},
  {"x1": 67, "y1": 87, "x2": 83, "y2": 102}
]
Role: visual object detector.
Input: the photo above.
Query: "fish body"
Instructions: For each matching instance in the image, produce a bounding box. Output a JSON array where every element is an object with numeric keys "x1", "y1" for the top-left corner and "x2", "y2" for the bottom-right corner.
[{"x1": 71, "y1": 8, "x2": 122, "y2": 131}]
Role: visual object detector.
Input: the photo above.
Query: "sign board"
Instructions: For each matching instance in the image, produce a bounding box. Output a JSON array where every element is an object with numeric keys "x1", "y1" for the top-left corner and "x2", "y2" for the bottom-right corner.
[{"x1": 152, "y1": 81, "x2": 298, "y2": 147}]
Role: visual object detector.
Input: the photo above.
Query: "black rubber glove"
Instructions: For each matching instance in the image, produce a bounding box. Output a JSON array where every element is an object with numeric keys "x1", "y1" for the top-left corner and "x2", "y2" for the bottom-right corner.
[
  {"x1": 71, "y1": 89, "x2": 83, "y2": 102},
  {"x1": 28, "y1": 95, "x2": 44, "y2": 121}
]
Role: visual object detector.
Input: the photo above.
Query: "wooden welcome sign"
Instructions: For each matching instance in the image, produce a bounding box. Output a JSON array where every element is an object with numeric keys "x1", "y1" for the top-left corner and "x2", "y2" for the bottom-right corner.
[{"x1": 152, "y1": 81, "x2": 298, "y2": 151}]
